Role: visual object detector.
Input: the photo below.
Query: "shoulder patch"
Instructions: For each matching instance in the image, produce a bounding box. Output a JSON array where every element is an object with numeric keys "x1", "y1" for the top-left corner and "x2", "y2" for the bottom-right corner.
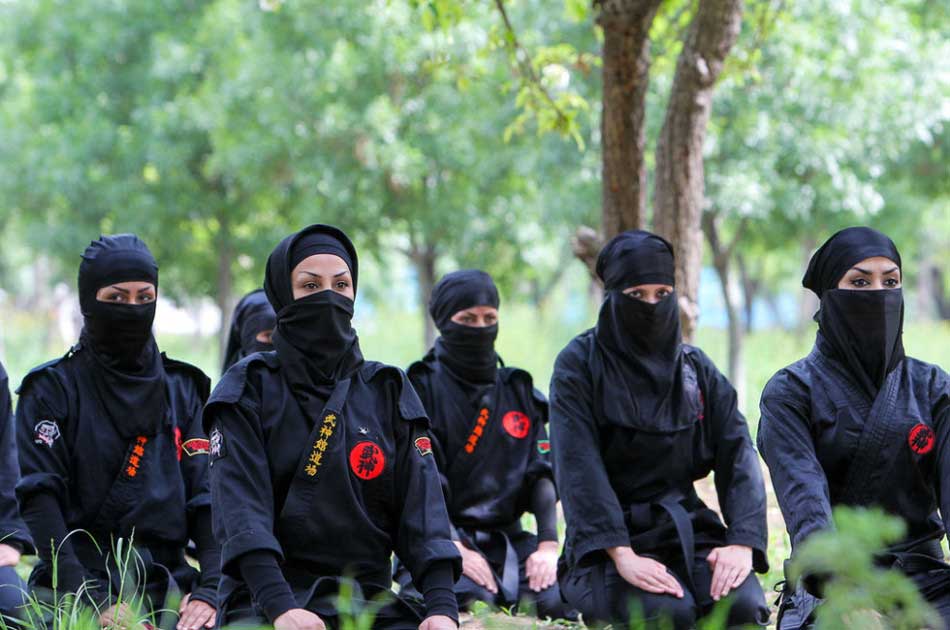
[
  {"x1": 414, "y1": 435, "x2": 433, "y2": 456},
  {"x1": 33, "y1": 420, "x2": 61, "y2": 447},
  {"x1": 182, "y1": 437, "x2": 211, "y2": 457},
  {"x1": 537, "y1": 439, "x2": 551, "y2": 454}
]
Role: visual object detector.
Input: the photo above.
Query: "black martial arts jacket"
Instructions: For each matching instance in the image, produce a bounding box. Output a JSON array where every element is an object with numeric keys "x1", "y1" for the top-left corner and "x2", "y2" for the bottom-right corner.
[
  {"x1": 408, "y1": 354, "x2": 553, "y2": 534},
  {"x1": 204, "y1": 352, "x2": 461, "y2": 604},
  {"x1": 550, "y1": 331, "x2": 768, "y2": 573},
  {"x1": 0, "y1": 362, "x2": 32, "y2": 553},
  {"x1": 759, "y1": 345, "x2": 950, "y2": 551},
  {"x1": 15, "y1": 345, "x2": 218, "y2": 604}
]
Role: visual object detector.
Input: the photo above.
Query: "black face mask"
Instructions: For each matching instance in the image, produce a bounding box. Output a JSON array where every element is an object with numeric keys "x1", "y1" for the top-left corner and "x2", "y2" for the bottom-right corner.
[
  {"x1": 599, "y1": 290, "x2": 680, "y2": 360},
  {"x1": 593, "y1": 291, "x2": 698, "y2": 429},
  {"x1": 817, "y1": 288, "x2": 905, "y2": 398},
  {"x1": 272, "y1": 290, "x2": 361, "y2": 388},
  {"x1": 83, "y1": 300, "x2": 157, "y2": 370},
  {"x1": 435, "y1": 322, "x2": 499, "y2": 383}
]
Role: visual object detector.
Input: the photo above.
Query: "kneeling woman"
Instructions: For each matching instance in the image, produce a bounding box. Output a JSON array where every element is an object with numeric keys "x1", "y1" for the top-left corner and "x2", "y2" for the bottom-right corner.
[
  {"x1": 204, "y1": 224, "x2": 460, "y2": 630},
  {"x1": 550, "y1": 230, "x2": 769, "y2": 629},
  {"x1": 758, "y1": 227, "x2": 950, "y2": 628},
  {"x1": 16, "y1": 235, "x2": 219, "y2": 630},
  {"x1": 396, "y1": 270, "x2": 572, "y2": 620}
]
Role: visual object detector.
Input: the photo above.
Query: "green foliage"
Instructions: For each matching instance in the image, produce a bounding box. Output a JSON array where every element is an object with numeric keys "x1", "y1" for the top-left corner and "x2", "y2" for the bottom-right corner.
[{"x1": 789, "y1": 507, "x2": 940, "y2": 630}]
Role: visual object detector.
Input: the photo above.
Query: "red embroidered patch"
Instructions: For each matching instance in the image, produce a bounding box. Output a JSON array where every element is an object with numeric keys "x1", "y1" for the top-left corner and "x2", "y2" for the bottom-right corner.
[
  {"x1": 908, "y1": 423, "x2": 935, "y2": 455},
  {"x1": 414, "y1": 436, "x2": 433, "y2": 456},
  {"x1": 465, "y1": 408, "x2": 490, "y2": 453},
  {"x1": 182, "y1": 438, "x2": 210, "y2": 457},
  {"x1": 537, "y1": 439, "x2": 551, "y2": 454},
  {"x1": 502, "y1": 411, "x2": 531, "y2": 439},
  {"x1": 174, "y1": 427, "x2": 182, "y2": 461},
  {"x1": 349, "y1": 441, "x2": 386, "y2": 480},
  {"x1": 125, "y1": 436, "x2": 147, "y2": 477}
]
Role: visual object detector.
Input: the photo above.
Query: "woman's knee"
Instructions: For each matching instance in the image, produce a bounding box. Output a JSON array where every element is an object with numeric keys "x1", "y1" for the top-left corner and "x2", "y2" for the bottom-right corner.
[{"x1": 723, "y1": 576, "x2": 770, "y2": 627}]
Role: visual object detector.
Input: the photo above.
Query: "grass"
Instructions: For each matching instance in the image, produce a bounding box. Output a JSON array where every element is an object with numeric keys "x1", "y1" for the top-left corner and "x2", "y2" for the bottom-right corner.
[{"x1": 1, "y1": 305, "x2": 946, "y2": 628}]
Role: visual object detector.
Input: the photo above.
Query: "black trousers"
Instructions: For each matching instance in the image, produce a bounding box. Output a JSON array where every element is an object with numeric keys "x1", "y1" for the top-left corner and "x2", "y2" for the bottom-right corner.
[
  {"x1": 396, "y1": 528, "x2": 576, "y2": 621},
  {"x1": 561, "y1": 550, "x2": 769, "y2": 629}
]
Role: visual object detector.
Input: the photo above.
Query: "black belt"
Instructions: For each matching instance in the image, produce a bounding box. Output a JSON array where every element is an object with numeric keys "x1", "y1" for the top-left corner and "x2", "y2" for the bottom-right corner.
[{"x1": 627, "y1": 489, "x2": 700, "y2": 596}]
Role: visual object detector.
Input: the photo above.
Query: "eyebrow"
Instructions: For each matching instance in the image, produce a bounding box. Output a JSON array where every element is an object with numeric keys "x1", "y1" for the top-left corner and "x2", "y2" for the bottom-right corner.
[
  {"x1": 298, "y1": 270, "x2": 350, "y2": 279},
  {"x1": 851, "y1": 266, "x2": 899, "y2": 275},
  {"x1": 109, "y1": 286, "x2": 131, "y2": 294}
]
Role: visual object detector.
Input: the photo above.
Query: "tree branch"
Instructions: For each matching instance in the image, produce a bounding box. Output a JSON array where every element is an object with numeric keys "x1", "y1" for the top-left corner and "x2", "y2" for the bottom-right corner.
[{"x1": 491, "y1": 0, "x2": 569, "y2": 126}]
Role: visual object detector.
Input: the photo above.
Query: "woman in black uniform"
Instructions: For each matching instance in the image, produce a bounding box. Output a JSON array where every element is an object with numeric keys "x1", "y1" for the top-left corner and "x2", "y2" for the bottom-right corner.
[
  {"x1": 396, "y1": 270, "x2": 572, "y2": 620},
  {"x1": 221, "y1": 289, "x2": 275, "y2": 373},
  {"x1": 550, "y1": 230, "x2": 769, "y2": 629},
  {"x1": 15, "y1": 234, "x2": 219, "y2": 630},
  {"x1": 204, "y1": 224, "x2": 460, "y2": 630},
  {"x1": 758, "y1": 226, "x2": 950, "y2": 628}
]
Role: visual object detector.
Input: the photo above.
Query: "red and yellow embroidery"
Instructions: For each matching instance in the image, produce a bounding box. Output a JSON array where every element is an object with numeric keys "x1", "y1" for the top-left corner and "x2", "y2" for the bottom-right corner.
[
  {"x1": 304, "y1": 413, "x2": 336, "y2": 477},
  {"x1": 465, "y1": 408, "x2": 490, "y2": 453},
  {"x1": 182, "y1": 438, "x2": 210, "y2": 457},
  {"x1": 125, "y1": 436, "x2": 148, "y2": 477}
]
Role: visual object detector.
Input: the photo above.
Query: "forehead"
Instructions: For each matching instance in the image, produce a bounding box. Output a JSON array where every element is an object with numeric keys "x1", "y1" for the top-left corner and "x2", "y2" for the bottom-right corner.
[{"x1": 292, "y1": 253, "x2": 350, "y2": 275}]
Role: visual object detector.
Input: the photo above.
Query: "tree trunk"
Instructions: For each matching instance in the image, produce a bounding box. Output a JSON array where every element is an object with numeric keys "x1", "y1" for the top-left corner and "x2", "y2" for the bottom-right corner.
[
  {"x1": 597, "y1": 0, "x2": 663, "y2": 237},
  {"x1": 215, "y1": 210, "x2": 234, "y2": 366},
  {"x1": 653, "y1": 0, "x2": 744, "y2": 342},
  {"x1": 932, "y1": 265, "x2": 950, "y2": 320},
  {"x1": 410, "y1": 242, "x2": 438, "y2": 349},
  {"x1": 736, "y1": 252, "x2": 759, "y2": 332},
  {"x1": 702, "y1": 210, "x2": 746, "y2": 410}
]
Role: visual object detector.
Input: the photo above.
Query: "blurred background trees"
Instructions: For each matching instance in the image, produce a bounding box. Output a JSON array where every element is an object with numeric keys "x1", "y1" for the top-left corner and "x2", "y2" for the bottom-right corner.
[{"x1": 0, "y1": 0, "x2": 946, "y2": 393}]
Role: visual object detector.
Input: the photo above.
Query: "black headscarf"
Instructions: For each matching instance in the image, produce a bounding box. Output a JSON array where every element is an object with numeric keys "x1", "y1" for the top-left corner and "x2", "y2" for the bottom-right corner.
[
  {"x1": 77, "y1": 234, "x2": 166, "y2": 438},
  {"x1": 592, "y1": 230, "x2": 699, "y2": 429},
  {"x1": 804, "y1": 226, "x2": 905, "y2": 399},
  {"x1": 221, "y1": 289, "x2": 276, "y2": 373},
  {"x1": 429, "y1": 269, "x2": 500, "y2": 383},
  {"x1": 264, "y1": 224, "x2": 363, "y2": 404}
]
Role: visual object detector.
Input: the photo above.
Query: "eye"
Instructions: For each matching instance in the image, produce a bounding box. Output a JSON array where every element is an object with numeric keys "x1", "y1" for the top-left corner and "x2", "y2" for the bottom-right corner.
[
  {"x1": 138, "y1": 294, "x2": 154, "y2": 303},
  {"x1": 657, "y1": 289, "x2": 670, "y2": 298},
  {"x1": 304, "y1": 282, "x2": 318, "y2": 290},
  {"x1": 851, "y1": 277, "x2": 870, "y2": 287},
  {"x1": 486, "y1": 315, "x2": 497, "y2": 324},
  {"x1": 884, "y1": 277, "x2": 899, "y2": 288},
  {"x1": 335, "y1": 280, "x2": 349, "y2": 289},
  {"x1": 109, "y1": 293, "x2": 126, "y2": 302},
  {"x1": 628, "y1": 290, "x2": 641, "y2": 299}
]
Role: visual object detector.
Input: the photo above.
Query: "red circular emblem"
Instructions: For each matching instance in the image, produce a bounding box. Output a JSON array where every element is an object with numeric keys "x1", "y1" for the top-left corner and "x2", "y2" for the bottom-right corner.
[
  {"x1": 908, "y1": 423, "x2": 935, "y2": 455},
  {"x1": 502, "y1": 411, "x2": 531, "y2": 439},
  {"x1": 349, "y1": 441, "x2": 386, "y2": 479}
]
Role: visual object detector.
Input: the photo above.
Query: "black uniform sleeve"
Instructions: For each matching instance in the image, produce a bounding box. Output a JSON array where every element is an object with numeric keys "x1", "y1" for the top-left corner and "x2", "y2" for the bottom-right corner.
[
  {"x1": 695, "y1": 351, "x2": 769, "y2": 573},
  {"x1": 238, "y1": 550, "x2": 297, "y2": 622},
  {"x1": 529, "y1": 477, "x2": 558, "y2": 543},
  {"x1": 205, "y1": 400, "x2": 284, "y2": 577},
  {"x1": 931, "y1": 368, "x2": 950, "y2": 537},
  {"x1": 757, "y1": 372, "x2": 833, "y2": 548},
  {"x1": 549, "y1": 342, "x2": 629, "y2": 562},
  {"x1": 178, "y1": 373, "x2": 220, "y2": 606},
  {"x1": 522, "y1": 387, "x2": 554, "y2": 491},
  {"x1": 390, "y1": 378, "x2": 461, "y2": 616},
  {"x1": 0, "y1": 371, "x2": 32, "y2": 552},
  {"x1": 407, "y1": 370, "x2": 458, "y2": 541}
]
